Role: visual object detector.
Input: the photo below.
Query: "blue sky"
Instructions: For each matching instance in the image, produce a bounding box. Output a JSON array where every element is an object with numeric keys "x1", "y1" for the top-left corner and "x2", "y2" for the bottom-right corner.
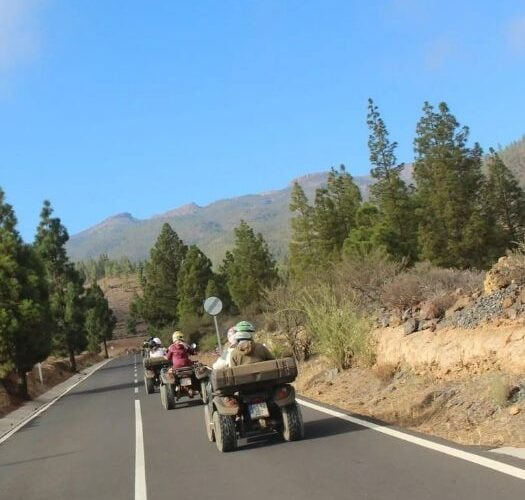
[{"x1": 1, "y1": 0, "x2": 525, "y2": 241}]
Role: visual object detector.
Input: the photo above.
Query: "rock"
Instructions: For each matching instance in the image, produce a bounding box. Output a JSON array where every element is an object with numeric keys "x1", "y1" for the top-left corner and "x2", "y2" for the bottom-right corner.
[
  {"x1": 471, "y1": 291, "x2": 482, "y2": 299},
  {"x1": 502, "y1": 296, "x2": 515, "y2": 309},
  {"x1": 508, "y1": 406, "x2": 521, "y2": 416},
  {"x1": 404, "y1": 318, "x2": 419, "y2": 335},
  {"x1": 506, "y1": 307, "x2": 519, "y2": 320},
  {"x1": 420, "y1": 301, "x2": 441, "y2": 320},
  {"x1": 484, "y1": 255, "x2": 525, "y2": 293},
  {"x1": 379, "y1": 315, "x2": 389, "y2": 328},
  {"x1": 420, "y1": 319, "x2": 437, "y2": 331},
  {"x1": 402, "y1": 308, "x2": 412, "y2": 321},
  {"x1": 454, "y1": 288, "x2": 464, "y2": 296},
  {"x1": 450, "y1": 296, "x2": 471, "y2": 313},
  {"x1": 519, "y1": 288, "x2": 525, "y2": 304}
]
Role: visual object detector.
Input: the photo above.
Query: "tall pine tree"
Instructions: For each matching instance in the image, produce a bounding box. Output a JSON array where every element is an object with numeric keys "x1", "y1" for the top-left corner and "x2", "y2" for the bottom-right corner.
[
  {"x1": 225, "y1": 220, "x2": 278, "y2": 310},
  {"x1": 85, "y1": 283, "x2": 116, "y2": 358},
  {"x1": 34, "y1": 201, "x2": 86, "y2": 371},
  {"x1": 485, "y1": 148, "x2": 525, "y2": 253},
  {"x1": 177, "y1": 245, "x2": 213, "y2": 321},
  {"x1": 366, "y1": 98, "x2": 418, "y2": 262},
  {"x1": 288, "y1": 182, "x2": 316, "y2": 279},
  {"x1": 0, "y1": 189, "x2": 52, "y2": 398},
  {"x1": 413, "y1": 102, "x2": 492, "y2": 268},
  {"x1": 138, "y1": 223, "x2": 187, "y2": 329},
  {"x1": 313, "y1": 166, "x2": 362, "y2": 261}
]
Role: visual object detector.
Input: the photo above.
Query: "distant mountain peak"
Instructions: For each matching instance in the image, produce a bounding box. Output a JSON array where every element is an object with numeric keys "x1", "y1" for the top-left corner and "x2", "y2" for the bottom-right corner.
[{"x1": 153, "y1": 202, "x2": 201, "y2": 219}]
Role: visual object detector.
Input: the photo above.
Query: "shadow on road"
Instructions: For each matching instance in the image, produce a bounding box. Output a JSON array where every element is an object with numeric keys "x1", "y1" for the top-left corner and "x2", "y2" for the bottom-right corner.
[
  {"x1": 0, "y1": 451, "x2": 78, "y2": 468},
  {"x1": 303, "y1": 416, "x2": 364, "y2": 440},
  {"x1": 99, "y1": 362, "x2": 135, "y2": 372},
  {"x1": 236, "y1": 415, "x2": 364, "y2": 451},
  {"x1": 66, "y1": 381, "x2": 136, "y2": 396}
]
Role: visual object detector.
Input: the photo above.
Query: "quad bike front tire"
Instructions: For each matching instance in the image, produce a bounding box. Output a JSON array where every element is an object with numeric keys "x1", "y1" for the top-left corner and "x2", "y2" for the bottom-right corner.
[
  {"x1": 281, "y1": 403, "x2": 304, "y2": 442},
  {"x1": 144, "y1": 374, "x2": 155, "y2": 394},
  {"x1": 204, "y1": 404, "x2": 215, "y2": 442},
  {"x1": 213, "y1": 411, "x2": 236, "y2": 452}
]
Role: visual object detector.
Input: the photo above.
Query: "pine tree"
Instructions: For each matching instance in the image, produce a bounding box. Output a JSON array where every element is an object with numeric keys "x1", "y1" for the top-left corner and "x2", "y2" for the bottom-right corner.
[
  {"x1": 84, "y1": 283, "x2": 116, "y2": 358},
  {"x1": 138, "y1": 223, "x2": 187, "y2": 328},
  {"x1": 177, "y1": 245, "x2": 213, "y2": 321},
  {"x1": 225, "y1": 220, "x2": 278, "y2": 310},
  {"x1": 485, "y1": 148, "x2": 525, "y2": 253},
  {"x1": 312, "y1": 166, "x2": 362, "y2": 261},
  {"x1": 34, "y1": 201, "x2": 86, "y2": 371},
  {"x1": 367, "y1": 98, "x2": 418, "y2": 261},
  {"x1": 0, "y1": 189, "x2": 52, "y2": 398},
  {"x1": 343, "y1": 203, "x2": 385, "y2": 258},
  {"x1": 288, "y1": 182, "x2": 316, "y2": 280},
  {"x1": 413, "y1": 102, "x2": 492, "y2": 268}
]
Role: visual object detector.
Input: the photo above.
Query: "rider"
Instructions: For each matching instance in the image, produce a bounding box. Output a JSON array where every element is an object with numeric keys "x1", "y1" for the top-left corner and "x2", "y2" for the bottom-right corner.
[
  {"x1": 166, "y1": 331, "x2": 196, "y2": 369},
  {"x1": 229, "y1": 321, "x2": 274, "y2": 367},
  {"x1": 212, "y1": 327, "x2": 238, "y2": 370},
  {"x1": 148, "y1": 337, "x2": 167, "y2": 358}
]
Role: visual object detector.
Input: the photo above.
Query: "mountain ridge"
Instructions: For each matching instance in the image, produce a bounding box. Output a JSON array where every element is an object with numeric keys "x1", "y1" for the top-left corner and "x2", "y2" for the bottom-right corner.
[{"x1": 67, "y1": 136, "x2": 525, "y2": 264}]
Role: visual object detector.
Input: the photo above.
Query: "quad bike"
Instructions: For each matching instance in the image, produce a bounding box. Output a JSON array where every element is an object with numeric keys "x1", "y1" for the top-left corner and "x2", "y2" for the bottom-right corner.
[
  {"x1": 204, "y1": 358, "x2": 304, "y2": 452},
  {"x1": 143, "y1": 357, "x2": 170, "y2": 394},
  {"x1": 159, "y1": 362, "x2": 210, "y2": 410}
]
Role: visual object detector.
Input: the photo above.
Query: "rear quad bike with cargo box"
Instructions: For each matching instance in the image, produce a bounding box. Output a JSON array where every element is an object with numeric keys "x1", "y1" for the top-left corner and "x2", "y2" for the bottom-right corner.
[
  {"x1": 143, "y1": 357, "x2": 170, "y2": 394},
  {"x1": 159, "y1": 361, "x2": 210, "y2": 410},
  {"x1": 204, "y1": 357, "x2": 304, "y2": 452}
]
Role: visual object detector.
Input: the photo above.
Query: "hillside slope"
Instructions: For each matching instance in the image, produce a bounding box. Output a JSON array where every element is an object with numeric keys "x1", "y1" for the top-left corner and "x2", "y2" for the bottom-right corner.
[{"x1": 67, "y1": 172, "x2": 373, "y2": 264}]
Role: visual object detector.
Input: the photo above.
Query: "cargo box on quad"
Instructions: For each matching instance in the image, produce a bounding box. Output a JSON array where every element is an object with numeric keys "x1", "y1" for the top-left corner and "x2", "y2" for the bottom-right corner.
[{"x1": 211, "y1": 357, "x2": 298, "y2": 394}]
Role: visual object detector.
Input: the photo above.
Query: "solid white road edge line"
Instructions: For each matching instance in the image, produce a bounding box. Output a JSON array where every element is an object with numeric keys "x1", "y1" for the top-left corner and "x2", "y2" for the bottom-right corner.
[
  {"x1": 0, "y1": 358, "x2": 112, "y2": 445},
  {"x1": 134, "y1": 400, "x2": 147, "y2": 500},
  {"x1": 297, "y1": 398, "x2": 525, "y2": 481}
]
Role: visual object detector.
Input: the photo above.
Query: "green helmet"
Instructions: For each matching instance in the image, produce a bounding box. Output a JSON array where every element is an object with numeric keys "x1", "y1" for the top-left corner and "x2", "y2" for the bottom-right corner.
[{"x1": 235, "y1": 320, "x2": 255, "y2": 333}]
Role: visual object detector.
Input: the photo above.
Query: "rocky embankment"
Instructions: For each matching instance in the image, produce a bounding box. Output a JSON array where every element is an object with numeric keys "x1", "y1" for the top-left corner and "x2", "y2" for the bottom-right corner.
[
  {"x1": 296, "y1": 255, "x2": 525, "y2": 447},
  {"x1": 382, "y1": 255, "x2": 525, "y2": 334}
]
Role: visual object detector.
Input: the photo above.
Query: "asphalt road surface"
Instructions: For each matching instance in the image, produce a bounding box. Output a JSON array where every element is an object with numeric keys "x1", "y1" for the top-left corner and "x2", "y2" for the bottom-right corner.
[{"x1": 1, "y1": 355, "x2": 523, "y2": 500}]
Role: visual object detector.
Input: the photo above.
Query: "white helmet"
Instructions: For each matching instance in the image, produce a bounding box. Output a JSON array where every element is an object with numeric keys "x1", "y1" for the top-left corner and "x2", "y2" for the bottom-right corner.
[{"x1": 153, "y1": 337, "x2": 162, "y2": 346}]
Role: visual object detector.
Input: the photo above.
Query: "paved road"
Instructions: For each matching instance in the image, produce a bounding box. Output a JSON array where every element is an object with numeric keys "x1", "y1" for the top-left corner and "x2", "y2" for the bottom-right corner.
[{"x1": 0, "y1": 355, "x2": 523, "y2": 500}]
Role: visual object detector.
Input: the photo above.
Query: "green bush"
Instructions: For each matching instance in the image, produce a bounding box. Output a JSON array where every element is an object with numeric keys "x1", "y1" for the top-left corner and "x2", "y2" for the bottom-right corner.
[{"x1": 301, "y1": 286, "x2": 375, "y2": 369}]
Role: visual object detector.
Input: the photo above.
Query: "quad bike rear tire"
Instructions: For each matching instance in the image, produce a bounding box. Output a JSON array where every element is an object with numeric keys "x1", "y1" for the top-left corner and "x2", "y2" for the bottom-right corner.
[
  {"x1": 204, "y1": 404, "x2": 215, "y2": 442},
  {"x1": 160, "y1": 383, "x2": 175, "y2": 410},
  {"x1": 144, "y1": 374, "x2": 155, "y2": 394},
  {"x1": 200, "y1": 381, "x2": 209, "y2": 404},
  {"x1": 281, "y1": 403, "x2": 304, "y2": 442},
  {"x1": 213, "y1": 411, "x2": 236, "y2": 452}
]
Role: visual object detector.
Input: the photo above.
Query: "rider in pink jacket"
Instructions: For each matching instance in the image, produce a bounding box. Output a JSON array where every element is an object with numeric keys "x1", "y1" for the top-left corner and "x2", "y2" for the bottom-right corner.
[{"x1": 166, "y1": 331, "x2": 195, "y2": 369}]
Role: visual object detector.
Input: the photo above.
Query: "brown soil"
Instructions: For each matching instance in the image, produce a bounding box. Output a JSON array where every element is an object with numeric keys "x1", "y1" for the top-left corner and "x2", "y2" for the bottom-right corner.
[
  {"x1": 99, "y1": 276, "x2": 146, "y2": 337},
  {"x1": 296, "y1": 357, "x2": 525, "y2": 447}
]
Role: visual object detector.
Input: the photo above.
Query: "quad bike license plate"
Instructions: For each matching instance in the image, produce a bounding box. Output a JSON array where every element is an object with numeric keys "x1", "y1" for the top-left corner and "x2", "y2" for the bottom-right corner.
[
  {"x1": 180, "y1": 377, "x2": 192, "y2": 386},
  {"x1": 248, "y1": 402, "x2": 270, "y2": 419}
]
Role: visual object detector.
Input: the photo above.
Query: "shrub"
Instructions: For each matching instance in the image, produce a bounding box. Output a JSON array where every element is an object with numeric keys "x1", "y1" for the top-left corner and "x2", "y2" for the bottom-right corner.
[
  {"x1": 301, "y1": 285, "x2": 375, "y2": 369},
  {"x1": 381, "y1": 273, "x2": 421, "y2": 311},
  {"x1": 264, "y1": 284, "x2": 312, "y2": 361}
]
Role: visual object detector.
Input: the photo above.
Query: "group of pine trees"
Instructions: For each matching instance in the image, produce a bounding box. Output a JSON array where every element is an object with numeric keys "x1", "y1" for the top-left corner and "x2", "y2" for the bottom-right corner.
[
  {"x1": 0, "y1": 194, "x2": 116, "y2": 398},
  {"x1": 76, "y1": 255, "x2": 140, "y2": 283},
  {"x1": 289, "y1": 100, "x2": 525, "y2": 278},
  {"x1": 131, "y1": 220, "x2": 278, "y2": 334}
]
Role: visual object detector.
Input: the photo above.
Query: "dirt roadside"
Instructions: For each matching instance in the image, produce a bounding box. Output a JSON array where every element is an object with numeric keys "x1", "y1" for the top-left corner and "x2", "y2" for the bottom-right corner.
[{"x1": 295, "y1": 323, "x2": 525, "y2": 448}]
